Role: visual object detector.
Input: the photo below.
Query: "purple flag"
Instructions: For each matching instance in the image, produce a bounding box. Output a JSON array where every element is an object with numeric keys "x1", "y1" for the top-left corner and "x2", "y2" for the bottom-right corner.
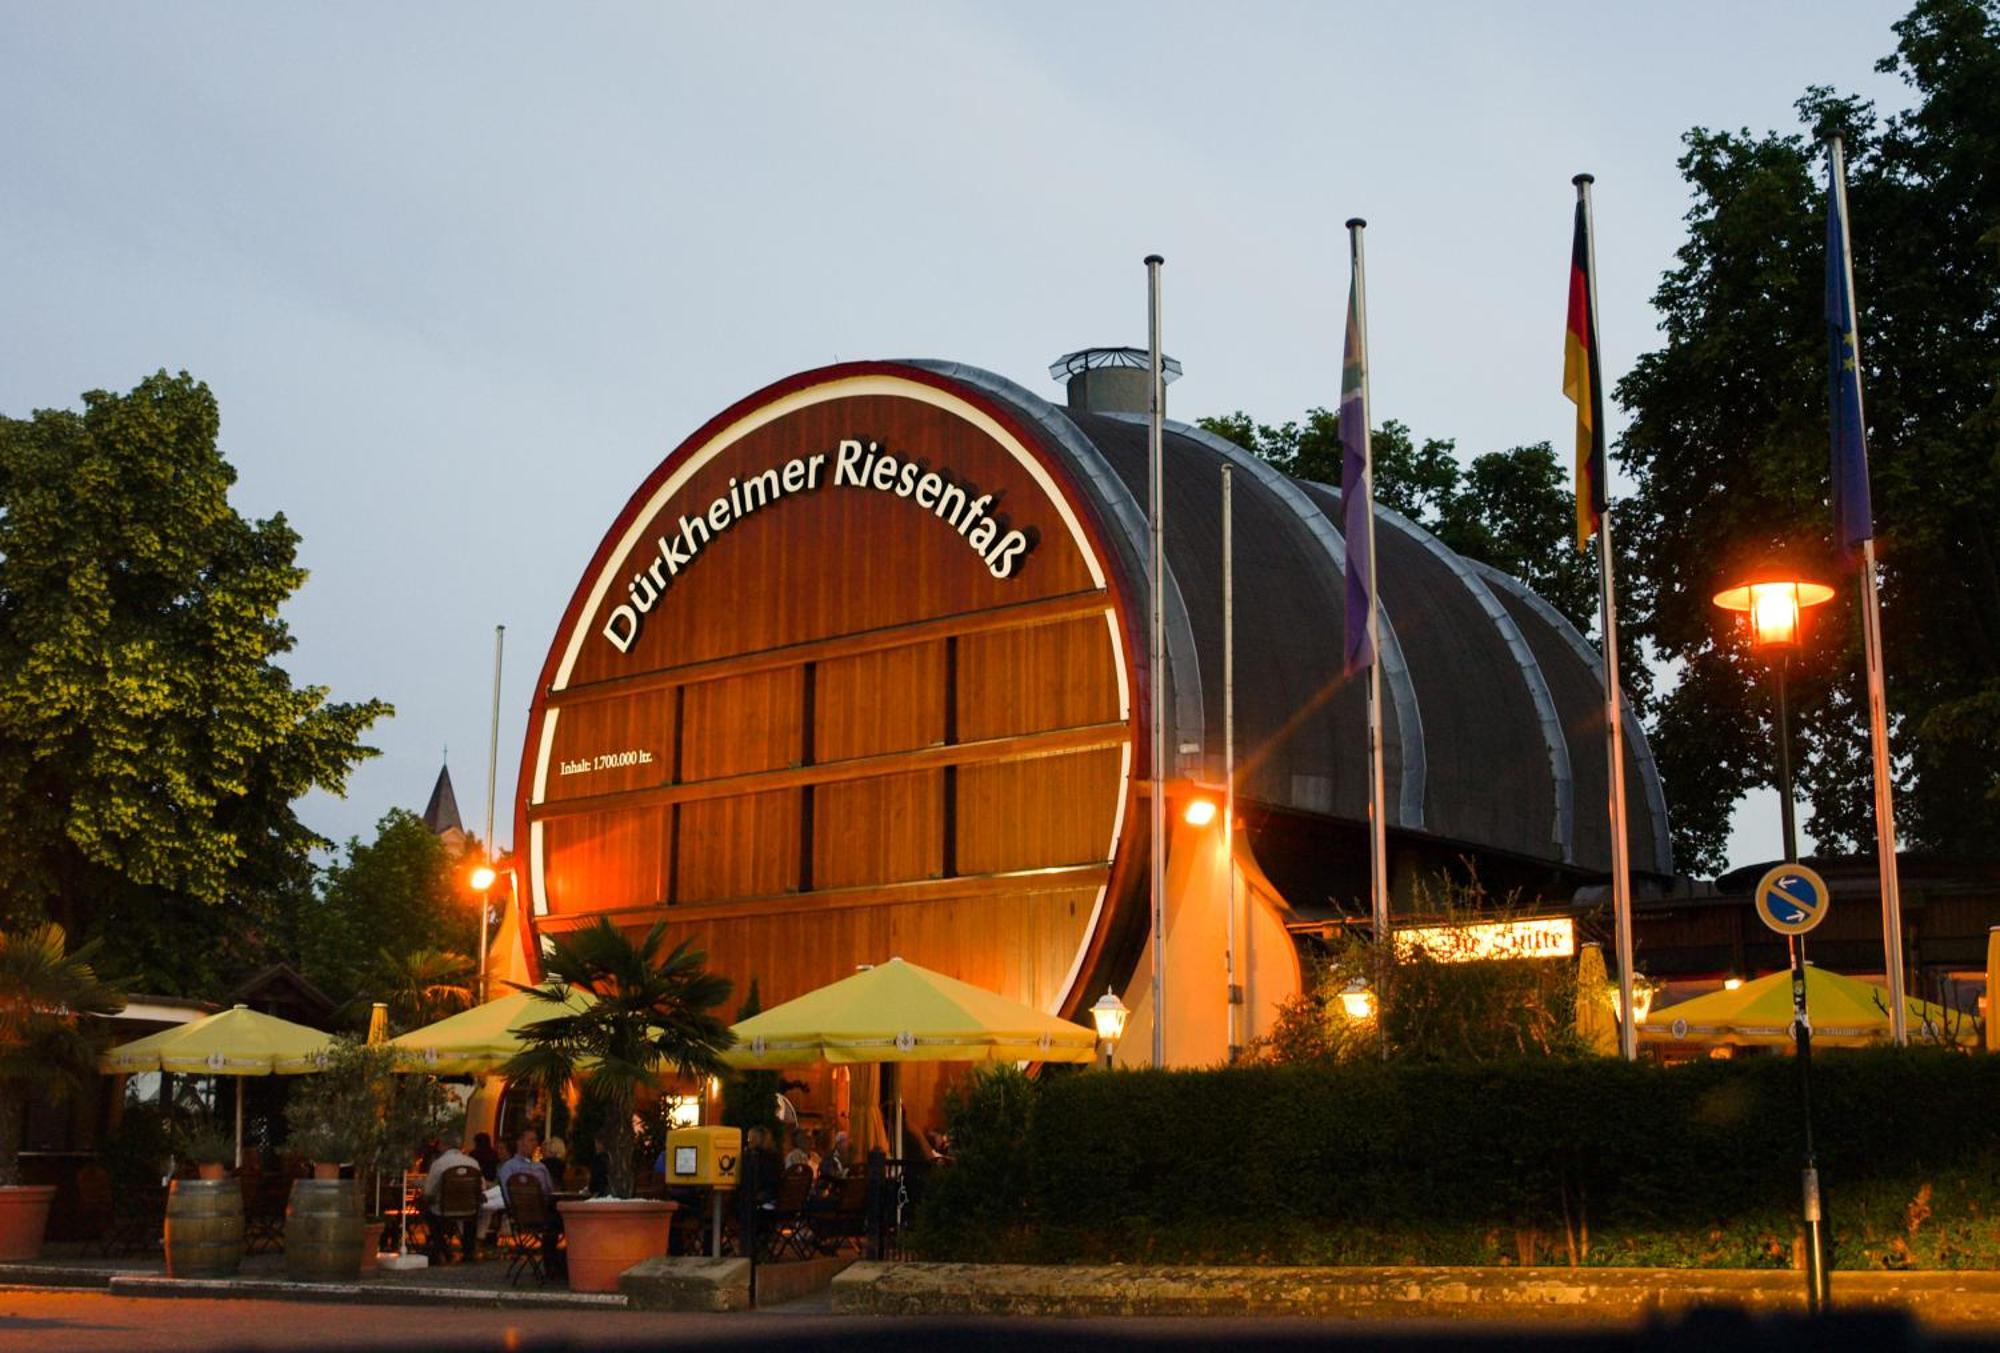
[{"x1": 1340, "y1": 271, "x2": 1374, "y2": 675}]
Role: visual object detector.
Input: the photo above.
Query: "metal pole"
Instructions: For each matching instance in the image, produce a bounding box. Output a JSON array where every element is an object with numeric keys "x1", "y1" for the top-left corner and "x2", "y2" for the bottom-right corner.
[
  {"x1": 1790, "y1": 931, "x2": 1830, "y2": 1311},
  {"x1": 1146, "y1": 253, "x2": 1168, "y2": 1068},
  {"x1": 1828, "y1": 134, "x2": 1908, "y2": 1046},
  {"x1": 1776, "y1": 658, "x2": 1799, "y2": 865},
  {"x1": 1347, "y1": 220, "x2": 1391, "y2": 1041},
  {"x1": 480, "y1": 625, "x2": 505, "y2": 1005},
  {"x1": 1223, "y1": 464, "x2": 1241, "y2": 1062},
  {"x1": 1575, "y1": 175, "x2": 1639, "y2": 1062}
]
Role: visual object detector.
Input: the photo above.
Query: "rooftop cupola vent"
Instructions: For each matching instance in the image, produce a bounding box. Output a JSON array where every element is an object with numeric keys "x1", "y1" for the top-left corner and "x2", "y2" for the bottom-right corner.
[{"x1": 1050, "y1": 346, "x2": 1181, "y2": 415}]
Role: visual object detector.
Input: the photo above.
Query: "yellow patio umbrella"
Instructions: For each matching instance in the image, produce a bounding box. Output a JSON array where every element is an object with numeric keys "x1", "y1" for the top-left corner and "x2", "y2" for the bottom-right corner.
[
  {"x1": 722, "y1": 957, "x2": 1098, "y2": 1068},
  {"x1": 386, "y1": 984, "x2": 594, "y2": 1075},
  {"x1": 723, "y1": 956, "x2": 1097, "y2": 1162},
  {"x1": 1640, "y1": 965, "x2": 1972, "y2": 1049},
  {"x1": 100, "y1": 1004, "x2": 336, "y2": 1165}
]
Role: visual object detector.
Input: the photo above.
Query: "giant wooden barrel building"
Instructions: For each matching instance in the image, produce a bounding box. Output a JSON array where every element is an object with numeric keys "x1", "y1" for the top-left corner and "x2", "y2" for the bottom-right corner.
[{"x1": 511, "y1": 350, "x2": 1673, "y2": 1086}]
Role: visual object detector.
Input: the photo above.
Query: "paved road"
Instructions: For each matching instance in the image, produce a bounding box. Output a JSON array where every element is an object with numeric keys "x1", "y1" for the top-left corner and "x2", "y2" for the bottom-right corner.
[{"x1": 0, "y1": 1288, "x2": 1970, "y2": 1352}]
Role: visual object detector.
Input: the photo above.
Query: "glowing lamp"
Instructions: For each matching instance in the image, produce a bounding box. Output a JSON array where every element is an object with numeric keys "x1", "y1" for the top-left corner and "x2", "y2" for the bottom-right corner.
[
  {"x1": 1723, "y1": 975, "x2": 1744, "y2": 991},
  {"x1": 1712, "y1": 568, "x2": 1834, "y2": 651},
  {"x1": 1338, "y1": 979, "x2": 1376, "y2": 1021},
  {"x1": 665, "y1": 1094, "x2": 702, "y2": 1130},
  {"x1": 1182, "y1": 798, "x2": 1218, "y2": 828},
  {"x1": 1089, "y1": 988, "x2": 1130, "y2": 1045},
  {"x1": 469, "y1": 864, "x2": 498, "y2": 892}
]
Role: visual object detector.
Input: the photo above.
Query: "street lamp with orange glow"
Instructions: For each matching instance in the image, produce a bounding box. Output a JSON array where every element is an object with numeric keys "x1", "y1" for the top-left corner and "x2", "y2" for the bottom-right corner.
[
  {"x1": 1712, "y1": 563, "x2": 1835, "y2": 863},
  {"x1": 1713, "y1": 557, "x2": 1835, "y2": 1313},
  {"x1": 467, "y1": 861, "x2": 502, "y2": 1004}
]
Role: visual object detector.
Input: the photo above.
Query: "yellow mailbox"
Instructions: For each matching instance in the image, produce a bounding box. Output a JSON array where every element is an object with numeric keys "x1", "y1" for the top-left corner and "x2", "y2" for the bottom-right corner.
[{"x1": 665, "y1": 1125, "x2": 741, "y2": 1189}]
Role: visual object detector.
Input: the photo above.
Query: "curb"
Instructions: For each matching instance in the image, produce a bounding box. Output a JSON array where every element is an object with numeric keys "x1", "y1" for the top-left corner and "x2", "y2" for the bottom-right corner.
[
  {"x1": 831, "y1": 1263, "x2": 2000, "y2": 1325},
  {"x1": 106, "y1": 1274, "x2": 629, "y2": 1311},
  {"x1": 0, "y1": 1264, "x2": 115, "y2": 1290}
]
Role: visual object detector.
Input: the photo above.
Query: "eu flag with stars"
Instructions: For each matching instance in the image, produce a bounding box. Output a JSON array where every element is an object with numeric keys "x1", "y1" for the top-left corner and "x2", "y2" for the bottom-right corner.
[{"x1": 1827, "y1": 158, "x2": 1873, "y2": 563}]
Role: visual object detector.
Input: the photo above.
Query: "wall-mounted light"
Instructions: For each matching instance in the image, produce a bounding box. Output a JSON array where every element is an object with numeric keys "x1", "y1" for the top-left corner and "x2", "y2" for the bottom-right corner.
[{"x1": 1182, "y1": 798, "x2": 1218, "y2": 828}]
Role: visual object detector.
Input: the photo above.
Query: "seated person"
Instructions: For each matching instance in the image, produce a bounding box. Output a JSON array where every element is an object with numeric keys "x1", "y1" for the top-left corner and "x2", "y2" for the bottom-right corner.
[
  {"x1": 468, "y1": 1132, "x2": 500, "y2": 1181},
  {"x1": 820, "y1": 1130, "x2": 851, "y2": 1181},
  {"x1": 541, "y1": 1135, "x2": 569, "y2": 1177},
  {"x1": 497, "y1": 1129, "x2": 564, "y2": 1275},
  {"x1": 497, "y1": 1128, "x2": 555, "y2": 1199},
  {"x1": 420, "y1": 1142, "x2": 483, "y2": 1262},
  {"x1": 783, "y1": 1128, "x2": 820, "y2": 1174}
]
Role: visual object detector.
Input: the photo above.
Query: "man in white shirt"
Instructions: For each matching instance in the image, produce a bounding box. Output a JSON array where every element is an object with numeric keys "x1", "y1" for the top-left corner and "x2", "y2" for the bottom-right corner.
[{"x1": 421, "y1": 1143, "x2": 483, "y2": 1263}]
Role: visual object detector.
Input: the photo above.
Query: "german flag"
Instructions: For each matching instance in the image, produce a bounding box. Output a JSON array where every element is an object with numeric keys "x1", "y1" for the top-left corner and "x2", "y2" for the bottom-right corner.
[{"x1": 1563, "y1": 193, "x2": 1607, "y2": 550}]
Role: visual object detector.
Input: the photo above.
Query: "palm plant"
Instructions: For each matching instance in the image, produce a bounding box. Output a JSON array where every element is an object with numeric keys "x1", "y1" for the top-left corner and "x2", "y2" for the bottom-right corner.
[
  {"x1": 378, "y1": 946, "x2": 475, "y2": 1032},
  {"x1": 502, "y1": 920, "x2": 733, "y2": 1198},
  {"x1": 0, "y1": 924, "x2": 125, "y2": 1186}
]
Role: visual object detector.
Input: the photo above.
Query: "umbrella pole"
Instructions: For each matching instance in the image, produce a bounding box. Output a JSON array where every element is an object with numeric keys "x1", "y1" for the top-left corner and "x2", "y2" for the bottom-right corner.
[{"x1": 234, "y1": 1078, "x2": 244, "y2": 1169}]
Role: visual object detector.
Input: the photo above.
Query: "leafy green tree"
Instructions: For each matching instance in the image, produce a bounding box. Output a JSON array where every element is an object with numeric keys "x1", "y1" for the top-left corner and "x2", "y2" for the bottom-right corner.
[
  {"x1": 299, "y1": 809, "x2": 478, "y2": 1018},
  {"x1": 504, "y1": 919, "x2": 733, "y2": 1198},
  {"x1": 0, "y1": 924, "x2": 125, "y2": 1186},
  {"x1": 0, "y1": 372, "x2": 390, "y2": 992},
  {"x1": 1197, "y1": 412, "x2": 1600, "y2": 633},
  {"x1": 1615, "y1": 0, "x2": 2000, "y2": 872}
]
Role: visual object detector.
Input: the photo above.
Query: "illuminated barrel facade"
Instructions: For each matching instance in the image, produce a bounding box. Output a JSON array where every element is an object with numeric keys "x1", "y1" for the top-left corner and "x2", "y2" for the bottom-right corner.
[{"x1": 514, "y1": 354, "x2": 1673, "y2": 1048}]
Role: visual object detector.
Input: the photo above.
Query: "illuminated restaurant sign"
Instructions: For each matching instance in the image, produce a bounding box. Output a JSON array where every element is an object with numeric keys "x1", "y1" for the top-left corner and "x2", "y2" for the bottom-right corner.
[
  {"x1": 1393, "y1": 917, "x2": 1576, "y2": 962},
  {"x1": 603, "y1": 437, "x2": 1036, "y2": 653}
]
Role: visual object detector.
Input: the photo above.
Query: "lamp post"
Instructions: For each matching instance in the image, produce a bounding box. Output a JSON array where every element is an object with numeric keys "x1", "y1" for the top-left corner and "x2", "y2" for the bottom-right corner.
[
  {"x1": 1714, "y1": 560, "x2": 1835, "y2": 1313},
  {"x1": 469, "y1": 862, "x2": 498, "y2": 1005},
  {"x1": 1090, "y1": 988, "x2": 1130, "y2": 1070}
]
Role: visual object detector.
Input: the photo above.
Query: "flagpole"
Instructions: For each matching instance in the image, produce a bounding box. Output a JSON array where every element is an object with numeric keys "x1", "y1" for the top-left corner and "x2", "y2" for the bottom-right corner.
[
  {"x1": 1346, "y1": 219, "x2": 1392, "y2": 995},
  {"x1": 1575, "y1": 173, "x2": 1638, "y2": 1061},
  {"x1": 1827, "y1": 134, "x2": 1908, "y2": 1045},
  {"x1": 1223, "y1": 463, "x2": 1242, "y2": 1063},
  {"x1": 1146, "y1": 253, "x2": 1169, "y2": 1068}
]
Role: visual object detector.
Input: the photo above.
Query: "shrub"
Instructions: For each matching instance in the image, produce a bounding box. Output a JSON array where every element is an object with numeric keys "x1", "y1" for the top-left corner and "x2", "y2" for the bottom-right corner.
[
  {"x1": 905, "y1": 1064, "x2": 1041, "y2": 1260},
  {"x1": 910, "y1": 1051, "x2": 2000, "y2": 1269}
]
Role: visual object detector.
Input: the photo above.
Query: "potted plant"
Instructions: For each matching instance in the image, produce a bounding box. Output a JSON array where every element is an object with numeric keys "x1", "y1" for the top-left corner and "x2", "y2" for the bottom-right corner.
[
  {"x1": 0, "y1": 924, "x2": 124, "y2": 1260},
  {"x1": 165, "y1": 1118, "x2": 242, "y2": 1277},
  {"x1": 283, "y1": 1037, "x2": 452, "y2": 1277},
  {"x1": 504, "y1": 919, "x2": 732, "y2": 1292},
  {"x1": 175, "y1": 1119, "x2": 235, "y2": 1182}
]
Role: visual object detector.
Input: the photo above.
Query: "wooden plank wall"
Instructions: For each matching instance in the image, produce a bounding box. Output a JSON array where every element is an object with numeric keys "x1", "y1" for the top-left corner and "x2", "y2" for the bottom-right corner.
[{"x1": 524, "y1": 386, "x2": 1138, "y2": 1132}]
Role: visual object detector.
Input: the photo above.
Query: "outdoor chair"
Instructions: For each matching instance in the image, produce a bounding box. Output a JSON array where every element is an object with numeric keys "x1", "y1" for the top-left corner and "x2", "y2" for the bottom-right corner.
[
  {"x1": 808, "y1": 1174, "x2": 871, "y2": 1254},
  {"x1": 87, "y1": 1177, "x2": 167, "y2": 1258},
  {"x1": 429, "y1": 1165, "x2": 484, "y2": 1262},
  {"x1": 243, "y1": 1171, "x2": 290, "y2": 1254},
  {"x1": 502, "y1": 1174, "x2": 554, "y2": 1286},
  {"x1": 758, "y1": 1164, "x2": 818, "y2": 1261}
]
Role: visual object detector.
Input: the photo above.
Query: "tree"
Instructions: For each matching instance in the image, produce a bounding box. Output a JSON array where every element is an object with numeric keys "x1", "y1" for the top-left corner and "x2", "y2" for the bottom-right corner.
[
  {"x1": 299, "y1": 809, "x2": 479, "y2": 1019},
  {"x1": 378, "y1": 946, "x2": 476, "y2": 1034},
  {"x1": 1615, "y1": 0, "x2": 2000, "y2": 872},
  {"x1": 504, "y1": 920, "x2": 733, "y2": 1198},
  {"x1": 0, "y1": 924, "x2": 125, "y2": 1186},
  {"x1": 0, "y1": 372, "x2": 390, "y2": 992},
  {"x1": 1197, "y1": 411, "x2": 1601, "y2": 633}
]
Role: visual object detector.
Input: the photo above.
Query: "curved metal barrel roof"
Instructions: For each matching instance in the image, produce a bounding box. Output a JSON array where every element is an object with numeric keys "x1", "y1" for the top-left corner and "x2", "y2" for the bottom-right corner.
[{"x1": 909, "y1": 359, "x2": 1672, "y2": 879}]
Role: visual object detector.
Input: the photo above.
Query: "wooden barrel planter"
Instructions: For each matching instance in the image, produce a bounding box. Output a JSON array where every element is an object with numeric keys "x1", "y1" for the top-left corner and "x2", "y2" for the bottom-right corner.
[
  {"x1": 165, "y1": 1178, "x2": 243, "y2": 1277},
  {"x1": 284, "y1": 1178, "x2": 366, "y2": 1281}
]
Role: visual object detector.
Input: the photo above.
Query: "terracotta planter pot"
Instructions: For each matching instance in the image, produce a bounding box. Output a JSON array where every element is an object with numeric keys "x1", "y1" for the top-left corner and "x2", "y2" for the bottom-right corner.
[
  {"x1": 311, "y1": 1162, "x2": 340, "y2": 1181},
  {"x1": 0, "y1": 1185, "x2": 56, "y2": 1261},
  {"x1": 196, "y1": 1163, "x2": 227, "y2": 1183},
  {"x1": 557, "y1": 1199, "x2": 677, "y2": 1293}
]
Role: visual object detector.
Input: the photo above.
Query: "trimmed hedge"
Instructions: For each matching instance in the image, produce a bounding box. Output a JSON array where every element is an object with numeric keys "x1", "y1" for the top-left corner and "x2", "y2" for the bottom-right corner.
[{"x1": 908, "y1": 1053, "x2": 2000, "y2": 1269}]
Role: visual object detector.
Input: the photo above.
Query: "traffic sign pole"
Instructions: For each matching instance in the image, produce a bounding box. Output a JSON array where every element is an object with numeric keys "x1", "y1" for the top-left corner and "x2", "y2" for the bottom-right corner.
[
  {"x1": 1757, "y1": 859, "x2": 1834, "y2": 1315},
  {"x1": 1790, "y1": 932, "x2": 1830, "y2": 1312}
]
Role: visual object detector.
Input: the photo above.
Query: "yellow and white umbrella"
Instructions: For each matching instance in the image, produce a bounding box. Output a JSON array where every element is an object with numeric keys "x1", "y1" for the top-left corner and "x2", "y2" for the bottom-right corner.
[{"x1": 101, "y1": 1004, "x2": 335, "y2": 1165}]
